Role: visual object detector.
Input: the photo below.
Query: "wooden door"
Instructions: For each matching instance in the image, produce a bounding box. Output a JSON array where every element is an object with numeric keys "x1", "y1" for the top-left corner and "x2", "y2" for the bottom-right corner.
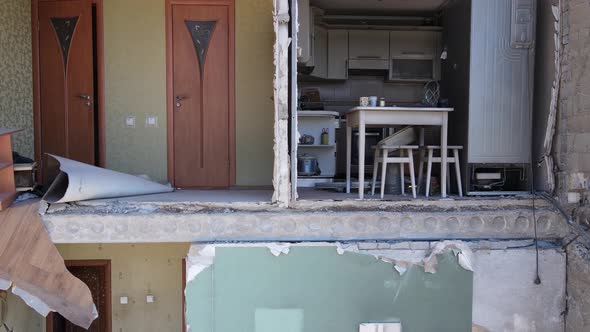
[
  {"x1": 171, "y1": 3, "x2": 232, "y2": 188},
  {"x1": 49, "y1": 262, "x2": 110, "y2": 332},
  {"x1": 38, "y1": 0, "x2": 95, "y2": 166}
]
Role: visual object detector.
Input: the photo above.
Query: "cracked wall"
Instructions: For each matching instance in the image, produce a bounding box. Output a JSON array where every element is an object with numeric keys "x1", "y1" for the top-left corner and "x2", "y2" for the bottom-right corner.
[{"x1": 185, "y1": 242, "x2": 566, "y2": 332}]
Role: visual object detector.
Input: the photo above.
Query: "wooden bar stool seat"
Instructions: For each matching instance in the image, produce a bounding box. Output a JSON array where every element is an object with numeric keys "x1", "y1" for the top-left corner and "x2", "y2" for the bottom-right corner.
[
  {"x1": 424, "y1": 145, "x2": 463, "y2": 197},
  {"x1": 371, "y1": 145, "x2": 419, "y2": 199}
]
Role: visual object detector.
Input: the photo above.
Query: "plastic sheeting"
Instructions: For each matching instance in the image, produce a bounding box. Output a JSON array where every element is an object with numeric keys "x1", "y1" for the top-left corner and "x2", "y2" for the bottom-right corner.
[{"x1": 43, "y1": 154, "x2": 173, "y2": 203}]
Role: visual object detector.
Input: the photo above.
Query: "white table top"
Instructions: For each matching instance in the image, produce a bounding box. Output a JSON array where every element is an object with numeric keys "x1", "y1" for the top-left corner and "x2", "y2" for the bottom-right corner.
[{"x1": 348, "y1": 106, "x2": 454, "y2": 112}]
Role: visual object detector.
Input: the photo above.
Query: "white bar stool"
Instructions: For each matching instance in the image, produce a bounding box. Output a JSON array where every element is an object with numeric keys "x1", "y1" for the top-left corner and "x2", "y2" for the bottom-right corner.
[
  {"x1": 424, "y1": 145, "x2": 463, "y2": 197},
  {"x1": 371, "y1": 145, "x2": 419, "y2": 199}
]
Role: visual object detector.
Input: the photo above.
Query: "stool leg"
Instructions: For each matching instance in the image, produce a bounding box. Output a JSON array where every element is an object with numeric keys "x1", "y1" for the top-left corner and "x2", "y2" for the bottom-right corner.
[
  {"x1": 380, "y1": 149, "x2": 388, "y2": 199},
  {"x1": 407, "y1": 149, "x2": 417, "y2": 198},
  {"x1": 453, "y1": 149, "x2": 463, "y2": 197},
  {"x1": 426, "y1": 148, "x2": 433, "y2": 198},
  {"x1": 400, "y1": 149, "x2": 405, "y2": 196},
  {"x1": 417, "y1": 147, "x2": 425, "y2": 195},
  {"x1": 371, "y1": 148, "x2": 380, "y2": 196},
  {"x1": 447, "y1": 162, "x2": 451, "y2": 194}
]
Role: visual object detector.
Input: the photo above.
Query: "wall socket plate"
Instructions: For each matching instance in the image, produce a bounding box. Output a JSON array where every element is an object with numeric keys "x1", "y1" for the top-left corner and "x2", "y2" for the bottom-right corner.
[
  {"x1": 125, "y1": 116, "x2": 136, "y2": 128},
  {"x1": 145, "y1": 115, "x2": 158, "y2": 128},
  {"x1": 120, "y1": 296, "x2": 128, "y2": 305}
]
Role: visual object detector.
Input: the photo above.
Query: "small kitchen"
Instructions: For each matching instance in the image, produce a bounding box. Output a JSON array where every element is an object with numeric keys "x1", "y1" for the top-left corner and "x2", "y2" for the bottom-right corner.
[{"x1": 293, "y1": 0, "x2": 537, "y2": 201}]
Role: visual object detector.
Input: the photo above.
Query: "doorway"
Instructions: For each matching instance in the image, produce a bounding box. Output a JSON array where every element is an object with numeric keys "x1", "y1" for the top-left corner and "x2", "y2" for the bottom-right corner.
[
  {"x1": 46, "y1": 260, "x2": 111, "y2": 332},
  {"x1": 32, "y1": 0, "x2": 105, "y2": 182},
  {"x1": 166, "y1": 0, "x2": 236, "y2": 188}
]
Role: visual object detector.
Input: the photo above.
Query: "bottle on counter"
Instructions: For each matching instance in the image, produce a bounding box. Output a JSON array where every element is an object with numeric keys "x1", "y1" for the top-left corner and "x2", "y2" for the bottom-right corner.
[{"x1": 379, "y1": 97, "x2": 386, "y2": 107}]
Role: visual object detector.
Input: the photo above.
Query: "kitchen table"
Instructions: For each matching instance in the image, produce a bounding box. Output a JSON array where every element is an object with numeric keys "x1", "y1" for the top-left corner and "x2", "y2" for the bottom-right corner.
[{"x1": 345, "y1": 106, "x2": 454, "y2": 199}]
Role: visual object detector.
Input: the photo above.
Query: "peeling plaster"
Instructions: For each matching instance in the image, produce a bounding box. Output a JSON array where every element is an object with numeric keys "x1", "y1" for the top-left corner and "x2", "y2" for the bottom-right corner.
[{"x1": 185, "y1": 241, "x2": 475, "y2": 283}]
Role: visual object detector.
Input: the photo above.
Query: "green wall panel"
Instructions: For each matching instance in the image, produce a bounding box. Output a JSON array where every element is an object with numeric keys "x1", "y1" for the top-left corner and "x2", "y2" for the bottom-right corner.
[{"x1": 186, "y1": 246, "x2": 472, "y2": 332}]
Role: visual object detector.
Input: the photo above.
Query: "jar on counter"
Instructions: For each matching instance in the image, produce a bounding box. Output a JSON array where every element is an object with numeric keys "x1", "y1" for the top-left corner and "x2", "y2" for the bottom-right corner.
[{"x1": 379, "y1": 98, "x2": 386, "y2": 107}]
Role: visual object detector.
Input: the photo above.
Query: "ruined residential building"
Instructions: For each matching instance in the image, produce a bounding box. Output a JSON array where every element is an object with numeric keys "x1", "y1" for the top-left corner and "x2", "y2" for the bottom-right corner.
[{"x1": 1, "y1": 0, "x2": 590, "y2": 331}]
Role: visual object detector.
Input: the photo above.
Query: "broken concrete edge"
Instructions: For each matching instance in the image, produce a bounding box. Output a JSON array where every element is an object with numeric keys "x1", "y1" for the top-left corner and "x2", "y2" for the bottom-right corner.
[
  {"x1": 184, "y1": 241, "x2": 475, "y2": 285},
  {"x1": 41, "y1": 196, "x2": 555, "y2": 216},
  {"x1": 0, "y1": 278, "x2": 98, "y2": 324},
  {"x1": 271, "y1": 0, "x2": 292, "y2": 208}
]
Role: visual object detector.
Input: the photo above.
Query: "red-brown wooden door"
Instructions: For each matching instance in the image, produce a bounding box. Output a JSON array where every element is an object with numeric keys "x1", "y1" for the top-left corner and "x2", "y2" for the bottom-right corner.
[
  {"x1": 38, "y1": 0, "x2": 95, "y2": 166},
  {"x1": 171, "y1": 3, "x2": 232, "y2": 188},
  {"x1": 49, "y1": 262, "x2": 110, "y2": 332}
]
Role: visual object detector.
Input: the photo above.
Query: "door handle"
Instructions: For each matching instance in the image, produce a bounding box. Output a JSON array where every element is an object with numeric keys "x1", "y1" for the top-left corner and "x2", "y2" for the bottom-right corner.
[
  {"x1": 78, "y1": 94, "x2": 92, "y2": 107},
  {"x1": 175, "y1": 95, "x2": 189, "y2": 108}
]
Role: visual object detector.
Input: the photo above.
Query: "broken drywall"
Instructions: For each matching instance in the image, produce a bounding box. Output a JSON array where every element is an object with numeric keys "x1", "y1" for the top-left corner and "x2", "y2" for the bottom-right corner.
[
  {"x1": 43, "y1": 154, "x2": 173, "y2": 204},
  {"x1": 184, "y1": 245, "x2": 473, "y2": 332},
  {"x1": 0, "y1": 200, "x2": 97, "y2": 328},
  {"x1": 540, "y1": 2, "x2": 563, "y2": 193},
  {"x1": 186, "y1": 241, "x2": 474, "y2": 283},
  {"x1": 271, "y1": 0, "x2": 291, "y2": 207}
]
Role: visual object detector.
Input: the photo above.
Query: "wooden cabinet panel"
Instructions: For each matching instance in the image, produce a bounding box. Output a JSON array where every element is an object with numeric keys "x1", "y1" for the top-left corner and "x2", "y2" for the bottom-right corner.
[
  {"x1": 390, "y1": 30, "x2": 441, "y2": 56},
  {"x1": 310, "y1": 25, "x2": 327, "y2": 78},
  {"x1": 348, "y1": 30, "x2": 389, "y2": 59},
  {"x1": 327, "y1": 30, "x2": 348, "y2": 79}
]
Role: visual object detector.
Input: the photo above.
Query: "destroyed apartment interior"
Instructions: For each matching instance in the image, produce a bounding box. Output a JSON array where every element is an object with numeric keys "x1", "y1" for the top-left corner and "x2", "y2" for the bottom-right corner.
[{"x1": 1, "y1": 0, "x2": 590, "y2": 331}]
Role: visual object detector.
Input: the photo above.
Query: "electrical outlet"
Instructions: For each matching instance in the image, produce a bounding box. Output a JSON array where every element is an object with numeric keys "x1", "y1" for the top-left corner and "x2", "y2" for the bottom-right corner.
[
  {"x1": 146, "y1": 295, "x2": 155, "y2": 303},
  {"x1": 120, "y1": 296, "x2": 128, "y2": 305},
  {"x1": 145, "y1": 115, "x2": 158, "y2": 128},
  {"x1": 125, "y1": 116, "x2": 136, "y2": 128}
]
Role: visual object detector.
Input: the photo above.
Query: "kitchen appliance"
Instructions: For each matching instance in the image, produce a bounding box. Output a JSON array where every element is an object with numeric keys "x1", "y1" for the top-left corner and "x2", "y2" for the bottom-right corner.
[{"x1": 298, "y1": 154, "x2": 321, "y2": 176}]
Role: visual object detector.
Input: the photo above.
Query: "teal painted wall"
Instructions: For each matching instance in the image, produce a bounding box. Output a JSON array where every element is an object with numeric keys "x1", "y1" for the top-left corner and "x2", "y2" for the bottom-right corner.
[{"x1": 186, "y1": 247, "x2": 473, "y2": 332}]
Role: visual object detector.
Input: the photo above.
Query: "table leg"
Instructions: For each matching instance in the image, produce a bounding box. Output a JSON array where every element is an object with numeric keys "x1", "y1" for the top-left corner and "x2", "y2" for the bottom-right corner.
[
  {"x1": 417, "y1": 127, "x2": 425, "y2": 194},
  {"x1": 440, "y1": 114, "x2": 448, "y2": 198},
  {"x1": 358, "y1": 121, "x2": 366, "y2": 199},
  {"x1": 346, "y1": 125, "x2": 352, "y2": 194}
]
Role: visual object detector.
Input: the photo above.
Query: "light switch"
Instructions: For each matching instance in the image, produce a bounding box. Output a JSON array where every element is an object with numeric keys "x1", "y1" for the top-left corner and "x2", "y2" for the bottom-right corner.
[
  {"x1": 125, "y1": 116, "x2": 136, "y2": 128},
  {"x1": 145, "y1": 115, "x2": 158, "y2": 128},
  {"x1": 120, "y1": 296, "x2": 128, "y2": 305},
  {"x1": 146, "y1": 295, "x2": 155, "y2": 303}
]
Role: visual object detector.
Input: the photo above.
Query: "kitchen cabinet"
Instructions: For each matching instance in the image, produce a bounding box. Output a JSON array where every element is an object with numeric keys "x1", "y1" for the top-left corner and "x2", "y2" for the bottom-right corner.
[
  {"x1": 327, "y1": 30, "x2": 348, "y2": 79},
  {"x1": 297, "y1": 111, "x2": 339, "y2": 187},
  {"x1": 348, "y1": 30, "x2": 389, "y2": 60},
  {"x1": 310, "y1": 25, "x2": 328, "y2": 78},
  {"x1": 389, "y1": 30, "x2": 442, "y2": 81},
  {"x1": 297, "y1": 0, "x2": 312, "y2": 63}
]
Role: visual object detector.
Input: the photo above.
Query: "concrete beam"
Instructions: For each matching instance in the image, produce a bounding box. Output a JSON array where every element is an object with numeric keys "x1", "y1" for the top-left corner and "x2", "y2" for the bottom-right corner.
[{"x1": 42, "y1": 199, "x2": 569, "y2": 243}]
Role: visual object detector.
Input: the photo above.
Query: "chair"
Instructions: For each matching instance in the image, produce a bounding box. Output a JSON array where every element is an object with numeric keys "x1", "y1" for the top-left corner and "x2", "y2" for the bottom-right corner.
[
  {"x1": 371, "y1": 145, "x2": 419, "y2": 198},
  {"x1": 423, "y1": 145, "x2": 463, "y2": 197},
  {"x1": 369, "y1": 127, "x2": 418, "y2": 199}
]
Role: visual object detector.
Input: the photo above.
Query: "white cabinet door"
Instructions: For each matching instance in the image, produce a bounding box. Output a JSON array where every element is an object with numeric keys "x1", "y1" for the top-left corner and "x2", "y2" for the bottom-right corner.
[
  {"x1": 297, "y1": 0, "x2": 312, "y2": 63},
  {"x1": 310, "y1": 25, "x2": 327, "y2": 78},
  {"x1": 327, "y1": 29, "x2": 348, "y2": 79},
  {"x1": 348, "y1": 30, "x2": 389, "y2": 59},
  {"x1": 390, "y1": 30, "x2": 441, "y2": 56}
]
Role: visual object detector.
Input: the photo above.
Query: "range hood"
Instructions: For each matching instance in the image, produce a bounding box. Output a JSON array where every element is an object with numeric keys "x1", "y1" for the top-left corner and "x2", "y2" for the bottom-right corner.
[{"x1": 347, "y1": 58, "x2": 389, "y2": 76}]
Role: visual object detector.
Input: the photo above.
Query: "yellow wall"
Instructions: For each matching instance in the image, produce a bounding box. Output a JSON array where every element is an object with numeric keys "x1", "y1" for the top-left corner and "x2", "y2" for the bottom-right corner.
[
  {"x1": 1, "y1": 291, "x2": 45, "y2": 331},
  {"x1": 57, "y1": 243, "x2": 190, "y2": 332},
  {"x1": 103, "y1": 0, "x2": 274, "y2": 185},
  {"x1": 235, "y1": 0, "x2": 275, "y2": 185},
  {"x1": 0, "y1": 0, "x2": 34, "y2": 159}
]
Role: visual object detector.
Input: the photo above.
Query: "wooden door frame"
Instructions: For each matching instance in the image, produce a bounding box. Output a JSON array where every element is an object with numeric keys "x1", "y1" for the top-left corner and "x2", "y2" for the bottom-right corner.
[
  {"x1": 32, "y1": 0, "x2": 106, "y2": 180},
  {"x1": 45, "y1": 259, "x2": 112, "y2": 332},
  {"x1": 165, "y1": 0, "x2": 236, "y2": 188}
]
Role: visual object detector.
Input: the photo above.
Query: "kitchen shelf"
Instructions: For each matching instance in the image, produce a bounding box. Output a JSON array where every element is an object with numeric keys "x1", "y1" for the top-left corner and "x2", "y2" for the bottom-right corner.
[
  {"x1": 298, "y1": 144, "x2": 336, "y2": 148},
  {"x1": 297, "y1": 111, "x2": 340, "y2": 117}
]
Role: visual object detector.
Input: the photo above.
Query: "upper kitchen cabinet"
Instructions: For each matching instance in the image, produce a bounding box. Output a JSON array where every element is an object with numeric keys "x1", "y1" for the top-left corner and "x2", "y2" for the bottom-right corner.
[
  {"x1": 389, "y1": 30, "x2": 442, "y2": 81},
  {"x1": 327, "y1": 30, "x2": 348, "y2": 79},
  {"x1": 348, "y1": 30, "x2": 390, "y2": 59},
  {"x1": 310, "y1": 25, "x2": 328, "y2": 78},
  {"x1": 297, "y1": 0, "x2": 312, "y2": 63}
]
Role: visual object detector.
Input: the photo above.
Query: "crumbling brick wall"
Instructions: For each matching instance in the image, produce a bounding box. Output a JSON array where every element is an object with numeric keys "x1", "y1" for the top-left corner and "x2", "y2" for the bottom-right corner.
[
  {"x1": 557, "y1": 1, "x2": 590, "y2": 331},
  {"x1": 555, "y1": 0, "x2": 590, "y2": 204}
]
